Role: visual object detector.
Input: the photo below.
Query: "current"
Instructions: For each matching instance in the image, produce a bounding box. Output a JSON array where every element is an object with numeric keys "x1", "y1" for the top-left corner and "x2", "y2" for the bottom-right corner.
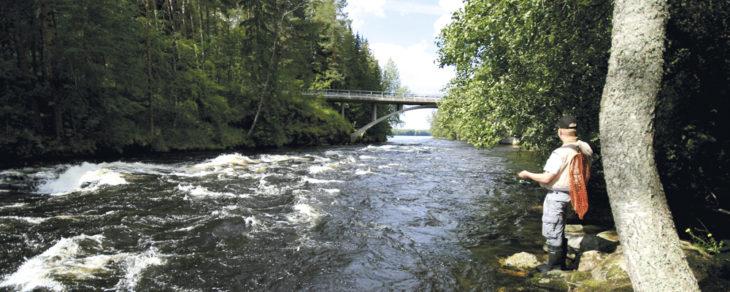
[{"x1": 0, "y1": 136, "x2": 547, "y2": 291}]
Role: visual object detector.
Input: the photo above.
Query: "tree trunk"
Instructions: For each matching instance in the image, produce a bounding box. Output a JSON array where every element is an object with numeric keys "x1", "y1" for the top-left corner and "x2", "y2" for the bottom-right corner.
[
  {"x1": 144, "y1": 0, "x2": 155, "y2": 138},
  {"x1": 247, "y1": 6, "x2": 283, "y2": 137},
  {"x1": 39, "y1": 0, "x2": 62, "y2": 140},
  {"x1": 599, "y1": 1, "x2": 699, "y2": 291}
]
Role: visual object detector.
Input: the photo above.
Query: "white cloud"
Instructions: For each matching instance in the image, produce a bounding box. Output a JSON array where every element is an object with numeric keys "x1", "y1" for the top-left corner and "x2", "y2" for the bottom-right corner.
[
  {"x1": 343, "y1": 0, "x2": 464, "y2": 130},
  {"x1": 344, "y1": 0, "x2": 386, "y2": 31},
  {"x1": 370, "y1": 41, "x2": 451, "y2": 130},
  {"x1": 345, "y1": 0, "x2": 463, "y2": 32},
  {"x1": 370, "y1": 41, "x2": 453, "y2": 94},
  {"x1": 433, "y1": 0, "x2": 464, "y2": 33}
]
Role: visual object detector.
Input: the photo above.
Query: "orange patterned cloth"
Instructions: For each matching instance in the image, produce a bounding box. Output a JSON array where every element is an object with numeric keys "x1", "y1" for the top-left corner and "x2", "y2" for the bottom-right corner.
[{"x1": 568, "y1": 153, "x2": 590, "y2": 219}]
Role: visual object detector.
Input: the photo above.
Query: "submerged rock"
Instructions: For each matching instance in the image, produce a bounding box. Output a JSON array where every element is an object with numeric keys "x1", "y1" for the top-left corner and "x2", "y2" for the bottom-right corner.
[
  {"x1": 501, "y1": 252, "x2": 541, "y2": 270},
  {"x1": 577, "y1": 250, "x2": 607, "y2": 272}
]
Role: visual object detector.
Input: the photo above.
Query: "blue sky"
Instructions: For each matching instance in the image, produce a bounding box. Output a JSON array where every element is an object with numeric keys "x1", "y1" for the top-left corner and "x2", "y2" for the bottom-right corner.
[{"x1": 344, "y1": 0, "x2": 463, "y2": 130}]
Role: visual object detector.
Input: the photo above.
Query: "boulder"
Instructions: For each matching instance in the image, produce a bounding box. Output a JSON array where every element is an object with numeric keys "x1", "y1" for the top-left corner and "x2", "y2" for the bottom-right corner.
[
  {"x1": 501, "y1": 252, "x2": 541, "y2": 270},
  {"x1": 580, "y1": 234, "x2": 619, "y2": 253},
  {"x1": 567, "y1": 235, "x2": 583, "y2": 250},
  {"x1": 565, "y1": 224, "x2": 604, "y2": 235},
  {"x1": 565, "y1": 224, "x2": 584, "y2": 235},
  {"x1": 577, "y1": 250, "x2": 607, "y2": 272},
  {"x1": 590, "y1": 246, "x2": 628, "y2": 281},
  {"x1": 596, "y1": 230, "x2": 620, "y2": 243}
]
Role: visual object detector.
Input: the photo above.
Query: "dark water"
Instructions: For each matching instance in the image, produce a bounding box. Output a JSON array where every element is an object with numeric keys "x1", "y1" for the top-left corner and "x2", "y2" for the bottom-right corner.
[{"x1": 0, "y1": 136, "x2": 548, "y2": 291}]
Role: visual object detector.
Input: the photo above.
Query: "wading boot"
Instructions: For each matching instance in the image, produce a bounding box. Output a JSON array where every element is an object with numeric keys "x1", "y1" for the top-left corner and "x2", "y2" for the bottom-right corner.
[
  {"x1": 561, "y1": 237, "x2": 569, "y2": 270},
  {"x1": 537, "y1": 245, "x2": 565, "y2": 273}
]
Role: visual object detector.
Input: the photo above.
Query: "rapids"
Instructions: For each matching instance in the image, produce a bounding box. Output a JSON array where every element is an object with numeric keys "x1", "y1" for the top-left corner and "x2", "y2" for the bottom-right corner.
[{"x1": 0, "y1": 136, "x2": 547, "y2": 291}]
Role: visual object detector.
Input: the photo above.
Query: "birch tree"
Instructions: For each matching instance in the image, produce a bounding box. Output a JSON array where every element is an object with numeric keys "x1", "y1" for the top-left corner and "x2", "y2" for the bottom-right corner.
[{"x1": 599, "y1": 0, "x2": 699, "y2": 290}]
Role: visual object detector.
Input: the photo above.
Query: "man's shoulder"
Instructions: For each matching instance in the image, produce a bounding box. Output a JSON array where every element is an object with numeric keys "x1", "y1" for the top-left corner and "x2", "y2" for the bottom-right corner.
[{"x1": 551, "y1": 146, "x2": 574, "y2": 156}]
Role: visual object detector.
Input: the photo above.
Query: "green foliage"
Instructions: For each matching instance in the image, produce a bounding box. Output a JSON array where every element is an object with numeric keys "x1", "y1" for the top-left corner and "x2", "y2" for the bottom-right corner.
[
  {"x1": 434, "y1": 0, "x2": 730, "y2": 232},
  {"x1": 654, "y1": 0, "x2": 730, "y2": 224},
  {"x1": 434, "y1": 0, "x2": 610, "y2": 151},
  {"x1": 0, "y1": 0, "x2": 388, "y2": 163},
  {"x1": 685, "y1": 227, "x2": 725, "y2": 255}
]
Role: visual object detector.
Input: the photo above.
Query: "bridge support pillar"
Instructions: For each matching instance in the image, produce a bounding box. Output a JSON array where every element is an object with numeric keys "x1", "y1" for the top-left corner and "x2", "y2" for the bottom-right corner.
[
  {"x1": 372, "y1": 104, "x2": 377, "y2": 122},
  {"x1": 340, "y1": 103, "x2": 345, "y2": 116}
]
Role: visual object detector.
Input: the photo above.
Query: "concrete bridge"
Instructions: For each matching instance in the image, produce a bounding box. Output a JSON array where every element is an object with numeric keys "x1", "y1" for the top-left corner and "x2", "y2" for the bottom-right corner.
[{"x1": 304, "y1": 90, "x2": 441, "y2": 141}]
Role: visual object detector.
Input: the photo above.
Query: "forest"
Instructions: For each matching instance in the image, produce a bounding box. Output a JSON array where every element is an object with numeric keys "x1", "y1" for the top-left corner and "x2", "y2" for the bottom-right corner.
[
  {"x1": 0, "y1": 0, "x2": 397, "y2": 165},
  {"x1": 432, "y1": 0, "x2": 729, "y2": 238}
]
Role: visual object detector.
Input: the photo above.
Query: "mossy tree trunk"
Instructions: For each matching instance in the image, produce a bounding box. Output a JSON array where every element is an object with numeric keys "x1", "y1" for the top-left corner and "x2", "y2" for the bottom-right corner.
[{"x1": 599, "y1": 0, "x2": 699, "y2": 291}]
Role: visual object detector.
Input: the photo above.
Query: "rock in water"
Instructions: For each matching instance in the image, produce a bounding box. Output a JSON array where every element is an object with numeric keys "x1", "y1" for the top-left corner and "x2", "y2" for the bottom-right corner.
[
  {"x1": 596, "y1": 230, "x2": 619, "y2": 242},
  {"x1": 502, "y1": 252, "x2": 541, "y2": 270},
  {"x1": 577, "y1": 250, "x2": 607, "y2": 272},
  {"x1": 579, "y1": 235, "x2": 618, "y2": 253}
]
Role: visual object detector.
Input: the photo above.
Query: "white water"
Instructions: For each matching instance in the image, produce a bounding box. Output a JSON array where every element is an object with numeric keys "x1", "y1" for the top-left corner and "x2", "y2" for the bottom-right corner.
[
  {"x1": 0, "y1": 234, "x2": 165, "y2": 292},
  {"x1": 2, "y1": 145, "x2": 437, "y2": 289},
  {"x1": 113, "y1": 248, "x2": 165, "y2": 291},
  {"x1": 0, "y1": 216, "x2": 49, "y2": 224},
  {"x1": 36, "y1": 163, "x2": 127, "y2": 196},
  {"x1": 176, "y1": 184, "x2": 243, "y2": 200},
  {"x1": 0, "y1": 234, "x2": 106, "y2": 291}
]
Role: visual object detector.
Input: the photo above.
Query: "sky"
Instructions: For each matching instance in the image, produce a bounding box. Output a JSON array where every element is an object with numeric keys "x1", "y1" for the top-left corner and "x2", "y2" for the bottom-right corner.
[{"x1": 344, "y1": 0, "x2": 464, "y2": 130}]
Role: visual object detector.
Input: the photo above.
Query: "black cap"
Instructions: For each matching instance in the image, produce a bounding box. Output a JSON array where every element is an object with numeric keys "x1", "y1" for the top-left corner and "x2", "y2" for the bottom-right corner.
[{"x1": 556, "y1": 115, "x2": 577, "y2": 129}]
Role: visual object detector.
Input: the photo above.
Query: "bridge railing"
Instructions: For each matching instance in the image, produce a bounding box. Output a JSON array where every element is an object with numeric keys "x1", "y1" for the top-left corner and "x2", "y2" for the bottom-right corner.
[{"x1": 303, "y1": 89, "x2": 443, "y2": 100}]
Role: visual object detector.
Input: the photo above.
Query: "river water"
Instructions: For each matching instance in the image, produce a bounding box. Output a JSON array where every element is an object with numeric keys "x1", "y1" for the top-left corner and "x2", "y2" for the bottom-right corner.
[{"x1": 0, "y1": 136, "x2": 548, "y2": 291}]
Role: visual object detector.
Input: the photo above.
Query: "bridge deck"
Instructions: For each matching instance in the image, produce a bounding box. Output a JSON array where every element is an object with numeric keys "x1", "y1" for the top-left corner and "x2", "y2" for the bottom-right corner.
[{"x1": 304, "y1": 90, "x2": 441, "y2": 105}]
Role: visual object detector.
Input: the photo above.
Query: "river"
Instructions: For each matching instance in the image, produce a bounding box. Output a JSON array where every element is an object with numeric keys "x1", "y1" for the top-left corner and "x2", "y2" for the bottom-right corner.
[{"x1": 0, "y1": 136, "x2": 548, "y2": 291}]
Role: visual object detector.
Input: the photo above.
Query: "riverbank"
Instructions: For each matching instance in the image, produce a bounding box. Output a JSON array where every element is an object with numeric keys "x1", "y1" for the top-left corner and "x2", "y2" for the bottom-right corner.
[
  {"x1": 497, "y1": 224, "x2": 730, "y2": 291},
  {"x1": 0, "y1": 133, "x2": 389, "y2": 170}
]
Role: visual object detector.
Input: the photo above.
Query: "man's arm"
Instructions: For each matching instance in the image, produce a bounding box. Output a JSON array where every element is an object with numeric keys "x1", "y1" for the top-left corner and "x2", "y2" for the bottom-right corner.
[{"x1": 518, "y1": 170, "x2": 558, "y2": 185}]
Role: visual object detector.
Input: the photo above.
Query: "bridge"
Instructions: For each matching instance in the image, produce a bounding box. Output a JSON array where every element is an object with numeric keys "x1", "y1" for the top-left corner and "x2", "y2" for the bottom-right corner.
[{"x1": 304, "y1": 90, "x2": 442, "y2": 142}]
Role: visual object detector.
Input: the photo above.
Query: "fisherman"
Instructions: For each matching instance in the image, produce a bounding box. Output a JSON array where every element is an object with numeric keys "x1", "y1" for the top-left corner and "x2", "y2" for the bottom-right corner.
[{"x1": 517, "y1": 115, "x2": 593, "y2": 272}]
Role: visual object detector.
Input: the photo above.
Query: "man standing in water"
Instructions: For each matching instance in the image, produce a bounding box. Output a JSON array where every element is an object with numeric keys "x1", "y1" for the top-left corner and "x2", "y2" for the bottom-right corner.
[{"x1": 517, "y1": 115, "x2": 593, "y2": 272}]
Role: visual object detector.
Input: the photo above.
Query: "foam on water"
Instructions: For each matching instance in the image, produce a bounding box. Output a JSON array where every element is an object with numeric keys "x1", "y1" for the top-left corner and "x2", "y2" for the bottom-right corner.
[
  {"x1": 36, "y1": 163, "x2": 127, "y2": 196},
  {"x1": 1, "y1": 232, "x2": 167, "y2": 292},
  {"x1": 323, "y1": 150, "x2": 342, "y2": 157},
  {"x1": 244, "y1": 216, "x2": 260, "y2": 228},
  {"x1": 308, "y1": 163, "x2": 339, "y2": 174},
  {"x1": 288, "y1": 203, "x2": 321, "y2": 226},
  {"x1": 259, "y1": 154, "x2": 306, "y2": 163},
  {"x1": 0, "y1": 234, "x2": 105, "y2": 291},
  {"x1": 191, "y1": 153, "x2": 257, "y2": 170},
  {"x1": 321, "y1": 188, "x2": 341, "y2": 195},
  {"x1": 302, "y1": 177, "x2": 343, "y2": 184},
  {"x1": 176, "y1": 184, "x2": 242, "y2": 199},
  {"x1": 0, "y1": 216, "x2": 49, "y2": 224},
  {"x1": 361, "y1": 145, "x2": 397, "y2": 152},
  {"x1": 0, "y1": 202, "x2": 29, "y2": 210},
  {"x1": 113, "y1": 248, "x2": 165, "y2": 291},
  {"x1": 355, "y1": 168, "x2": 373, "y2": 176},
  {"x1": 377, "y1": 163, "x2": 400, "y2": 169}
]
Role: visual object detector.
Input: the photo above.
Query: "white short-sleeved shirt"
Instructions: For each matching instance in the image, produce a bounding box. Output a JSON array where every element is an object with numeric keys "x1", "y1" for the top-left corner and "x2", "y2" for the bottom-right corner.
[
  {"x1": 543, "y1": 149, "x2": 571, "y2": 201},
  {"x1": 543, "y1": 150, "x2": 564, "y2": 174}
]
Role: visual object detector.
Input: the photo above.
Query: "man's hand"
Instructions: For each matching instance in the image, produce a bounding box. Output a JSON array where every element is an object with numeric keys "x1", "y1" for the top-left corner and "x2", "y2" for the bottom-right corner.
[
  {"x1": 517, "y1": 170, "x2": 557, "y2": 184},
  {"x1": 518, "y1": 170, "x2": 531, "y2": 179}
]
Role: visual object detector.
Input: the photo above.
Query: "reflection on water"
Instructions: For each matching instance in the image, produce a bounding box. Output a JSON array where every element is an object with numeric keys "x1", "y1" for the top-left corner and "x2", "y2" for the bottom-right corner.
[{"x1": 0, "y1": 136, "x2": 546, "y2": 291}]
